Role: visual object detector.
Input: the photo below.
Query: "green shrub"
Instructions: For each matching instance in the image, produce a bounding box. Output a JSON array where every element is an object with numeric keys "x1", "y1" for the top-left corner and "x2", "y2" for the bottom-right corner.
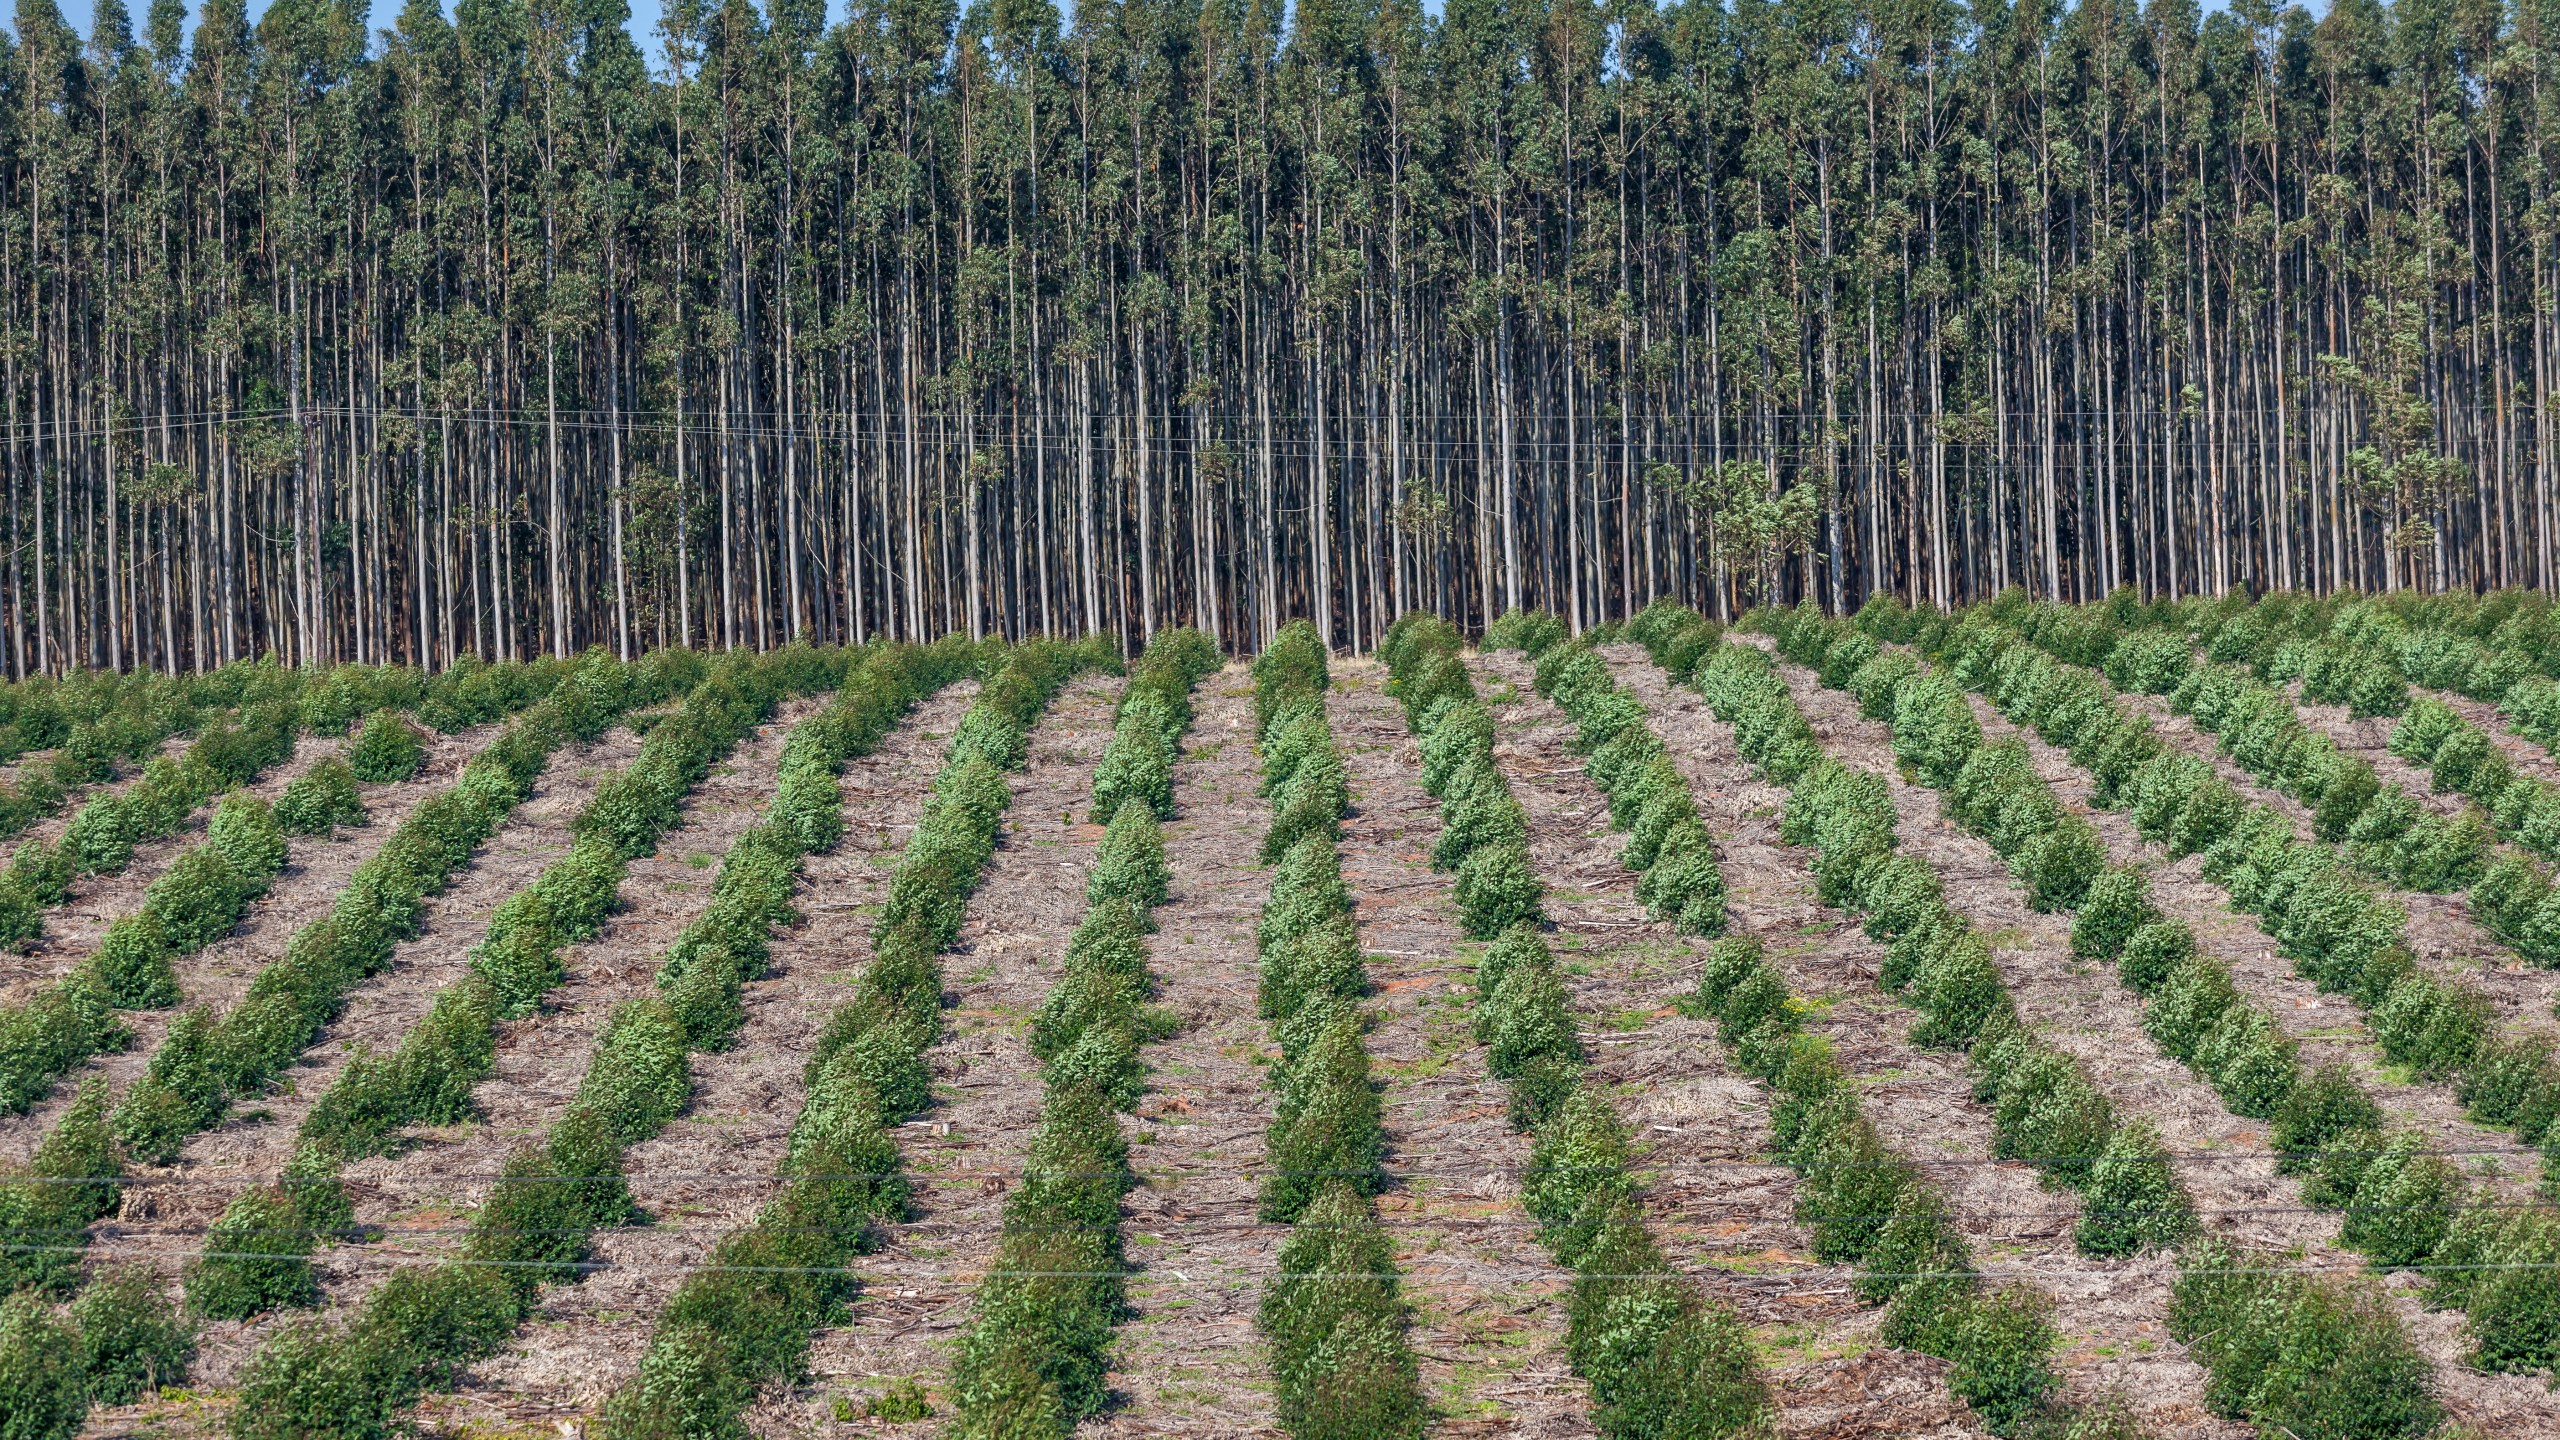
[
  {"x1": 1258, "y1": 1183, "x2": 1426, "y2": 1440},
  {"x1": 2191, "y1": 1004, "x2": 2298, "y2": 1119},
  {"x1": 2017, "y1": 818, "x2": 2104, "y2": 911},
  {"x1": 2370, "y1": 972, "x2": 2489, "y2": 1079},
  {"x1": 0, "y1": 1291, "x2": 84, "y2": 1440},
  {"x1": 1889, "y1": 673, "x2": 1982, "y2": 786},
  {"x1": 277, "y1": 759, "x2": 367, "y2": 835},
  {"x1": 2142, "y1": 954, "x2": 2238, "y2": 1062},
  {"x1": 1909, "y1": 927, "x2": 2004, "y2": 1049},
  {"x1": 1984, "y1": 1045, "x2": 2110, "y2": 1192},
  {"x1": 1483, "y1": 948, "x2": 1581, "y2": 1080},
  {"x1": 2068, "y1": 867, "x2": 2151, "y2": 962},
  {"x1": 1940, "y1": 1287, "x2": 2060, "y2": 1436},
  {"x1": 1089, "y1": 717, "x2": 1175, "y2": 823},
  {"x1": 2336, "y1": 1134, "x2": 2458, "y2": 1268},
  {"x1": 1635, "y1": 827, "x2": 1727, "y2": 935},
  {"x1": 1566, "y1": 1207, "x2": 1773, "y2": 1440},
  {"x1": 1086, "y1": 800, "x2": 1170, "y2": 909},
  {"x1": 1, "y1": 1079, "x2": 122, "y2": 1295},
  {"x1": 2457, "y1": 1032, "x2": 2558, "y2": 1134},
  {"x1": 576, "y1": 998, "x2": 695, "y2": 1145},
  {"x1": 186, "y1": 1186, "x2": 318, "y2": 1319},
  {"x1": 71, "y1": 1267, "x2": 196, "y2": 1404},
  {"x1": 1453, "y1": 840, "x2": 1542, "y2": 939},
  {"x1": 148, "y1": 846, "x2": 251, "y2": 951},
  {"x1": 1261, "y1": 1020, "x2": 1384, "y2": 1221},
  {"x1": 346, "y1": 710, "x2": 427, "y2": 784},
  {"x1": 2268, "y1": 1064, "x2": 2377, "y2": 1175},
  {"x1": 1521, "y1": 1090, "x2": 1635, "y2": 1266},
  {"x1": 2115, "y1": 921, "x2": 2194, "y2": 995},
  {"x1": 2169, "y1": 1242, "x2": 2438, "y2": 1440},
  {"x1": 2453, "y1": 1211, "x2": 2560, "y2": 1374},
  {"x1": 2073, "y1": 1120, "x2": 2195, "y2": 1256},
  {"x1": 1488, "y1": 608, "x2": 1570, "y2": 658}
]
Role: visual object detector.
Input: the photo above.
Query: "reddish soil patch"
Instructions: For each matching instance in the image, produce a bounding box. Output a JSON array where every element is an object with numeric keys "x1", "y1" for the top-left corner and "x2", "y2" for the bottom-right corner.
[
  {"x1": 410, "y1": 680, "x2": 984, "y2": 1430},
  {"x1": 99, "y1": 723, "x2": 646, "y2": 1395},
  {"x1": 760, "y1": 674, "x2": 1124, "y2": 1437},
  {"x1": 1324, "y1": 660, "x2": 1597, "y2": 1440},
  {"x1": 1088, "y1": 671, "x2": 1285, "y2": 1440},
  {"x1": 1480, "y1": 648, "x2": 1984, "y2": 1440},
  {"x1": 0, "y1": 722, "x2": 511, "y2": 1164}
]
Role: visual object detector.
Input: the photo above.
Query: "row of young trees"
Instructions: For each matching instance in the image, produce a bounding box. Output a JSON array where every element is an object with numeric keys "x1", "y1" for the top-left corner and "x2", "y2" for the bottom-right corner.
[{"x1": 1, "y1": 0, "x2": 2554, "y2": 673}]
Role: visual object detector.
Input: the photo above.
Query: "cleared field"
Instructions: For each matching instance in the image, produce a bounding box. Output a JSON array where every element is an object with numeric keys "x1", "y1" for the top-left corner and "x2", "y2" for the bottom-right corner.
[{"x1": 5, "y1": 592, "x2": 2558, "y2": 1440}]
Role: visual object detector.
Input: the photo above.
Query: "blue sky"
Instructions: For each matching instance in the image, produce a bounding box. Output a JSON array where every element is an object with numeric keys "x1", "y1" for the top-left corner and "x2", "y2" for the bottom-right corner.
[{"x1": 52, "y1": 0, "x2": 675, "y2": 55}]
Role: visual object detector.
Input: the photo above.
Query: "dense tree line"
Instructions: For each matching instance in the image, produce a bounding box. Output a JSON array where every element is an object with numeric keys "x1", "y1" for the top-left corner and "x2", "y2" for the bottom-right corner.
[{"x1": 1, "y1": 0, "x2": 2554, "y2": 671}]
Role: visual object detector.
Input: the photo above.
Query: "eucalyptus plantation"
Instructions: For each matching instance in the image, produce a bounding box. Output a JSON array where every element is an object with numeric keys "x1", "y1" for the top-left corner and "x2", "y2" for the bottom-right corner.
[{"x1": 1, "y1": 0, "x2": 2553, "y2": 672}]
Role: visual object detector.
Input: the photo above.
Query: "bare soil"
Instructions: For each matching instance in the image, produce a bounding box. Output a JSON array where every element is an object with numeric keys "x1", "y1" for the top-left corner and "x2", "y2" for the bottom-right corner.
[
  {"x1": 409, "y1": 680, "x2": 982, "y2": 1432},
  {"x1": 2105, "y1": 678, "x2": 2560, "y2": 1024},
  {"x1": 1086, "y1": 671, "x2": 1285, "y2": 1440},
  {"x1": 0, "y1": 732, "x2": 344, "y2": 1005},
  {"x1": 1481, "y1": 649, "x2": 1986, "y2": 1440},
  {"x1": 0, "y1": 722, "x2": 508, "y2": 1164},
  {"x1": 1319, "y1": 660, "x2": 1596, "y2": 1440},
  {"x1": 2411, "y1": 684, "x2": 2560, "y2": 790},
  {"x1": 290, "y1": 698, "x2": 830, "y2": 1309},
  {"x1": 1952, "y1": 665, "x2": 2547, "y2": 1205},
  {"x1": 1872, "y1": 658, "x2": 2560, "y2": 1430},
  {"x1": 88, "y1": 723, "x2": 645, "y2": 1402},
  {"x1": 756, "y1": 674, "x2": 1124, "y2": 1438}
]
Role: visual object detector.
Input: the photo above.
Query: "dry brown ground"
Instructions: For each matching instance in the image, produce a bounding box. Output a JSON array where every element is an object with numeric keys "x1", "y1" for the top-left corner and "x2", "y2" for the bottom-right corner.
[
  {"x1": 1084, "y1": 670, "x2": 1283, "y2": 1440},
  {"x1": 2412, "y1": 685, "x2": 2560, "y2": 789},
  {"x1": 280, "y1": 698, "x2": 830, "y2": 1327},
  {"x1": 410, "y1": 680, "x2": 982, "y2": 1432},
  {"x1": 0, "y1": 732, "x2": 341, "y2": 1006},
  {"x1": 2100, "y1": 676, "x2": 2560, "y2": 1025},
  {"x1": 1837, "y1": 649, "x2": 2560, "y2": 1431},
  {"x1": 0, "y1": 723, "x2": 510, "y2": 1165},
  {"x1": 85, "y1": 723, "x2": 642, "y2": 1407},
  {"x1": 1314, "y1": 660, "x2": 1597, "y2": 1440},
  {"x1": 5, "y1": 730, "x2": 194, "y2": 858},
  {"x1": 749, "y1": 674, "x2": 1124, "y2": 1438},
  {"x1": 1484, "y1": 648, "x2": 1989, "y2": 1440}
]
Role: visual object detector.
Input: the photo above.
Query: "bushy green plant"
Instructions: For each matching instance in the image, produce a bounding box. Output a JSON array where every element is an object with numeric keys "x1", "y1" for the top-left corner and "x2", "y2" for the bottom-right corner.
[
  {"x1": 1521, "y1": 1089, "x2": 1636, "y2": 1265},
  {"x1": 186, "y1": 1186, "x2": 320, "y2": 1319},
  {"x1": 2169, "y1": 1242, "x2": 2438, "y2": 1440},
  {"x1": 2072, "y1": 1120, "x2": 2194, "y2": 1256},
  {"x1": 0, "y1": 1291, "x2": 83, "y2": 1440},
  {"x1": 1454, "y1": 840, "x2": 1542, "y2": 938},
  {"x1": 1256, "y1": 1182, "x2": 1427, "y2": 1440},
  {"x1": 2069, "y1": 866, "x2": 2156, "y2": 962},
  {"x1": 277, "y1": 758, "x2": 367, "y2": 834},
  {"x1": 347, "y1": 709, "x2": 427, "y2": 783},
  {"x1": 72, "y1": 1267, "x2": 196, "y2": 1404},
  {"x1": 1261, "y1": 1020, "x2": 1384, "y2": 1221},
  {"x1": 1486, "y1": 607, "x2": 1568, "y2": 657},
  {"x1": 1086, "y1": 800, "x2": 1170, "y2": 909},
  {"x1": 1985, "y1": 1046, "x2": 2111, "y2": 1188},
  {"x1": 1939, "y1": 1287, "x2": 2061, "y2": 1436}
]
